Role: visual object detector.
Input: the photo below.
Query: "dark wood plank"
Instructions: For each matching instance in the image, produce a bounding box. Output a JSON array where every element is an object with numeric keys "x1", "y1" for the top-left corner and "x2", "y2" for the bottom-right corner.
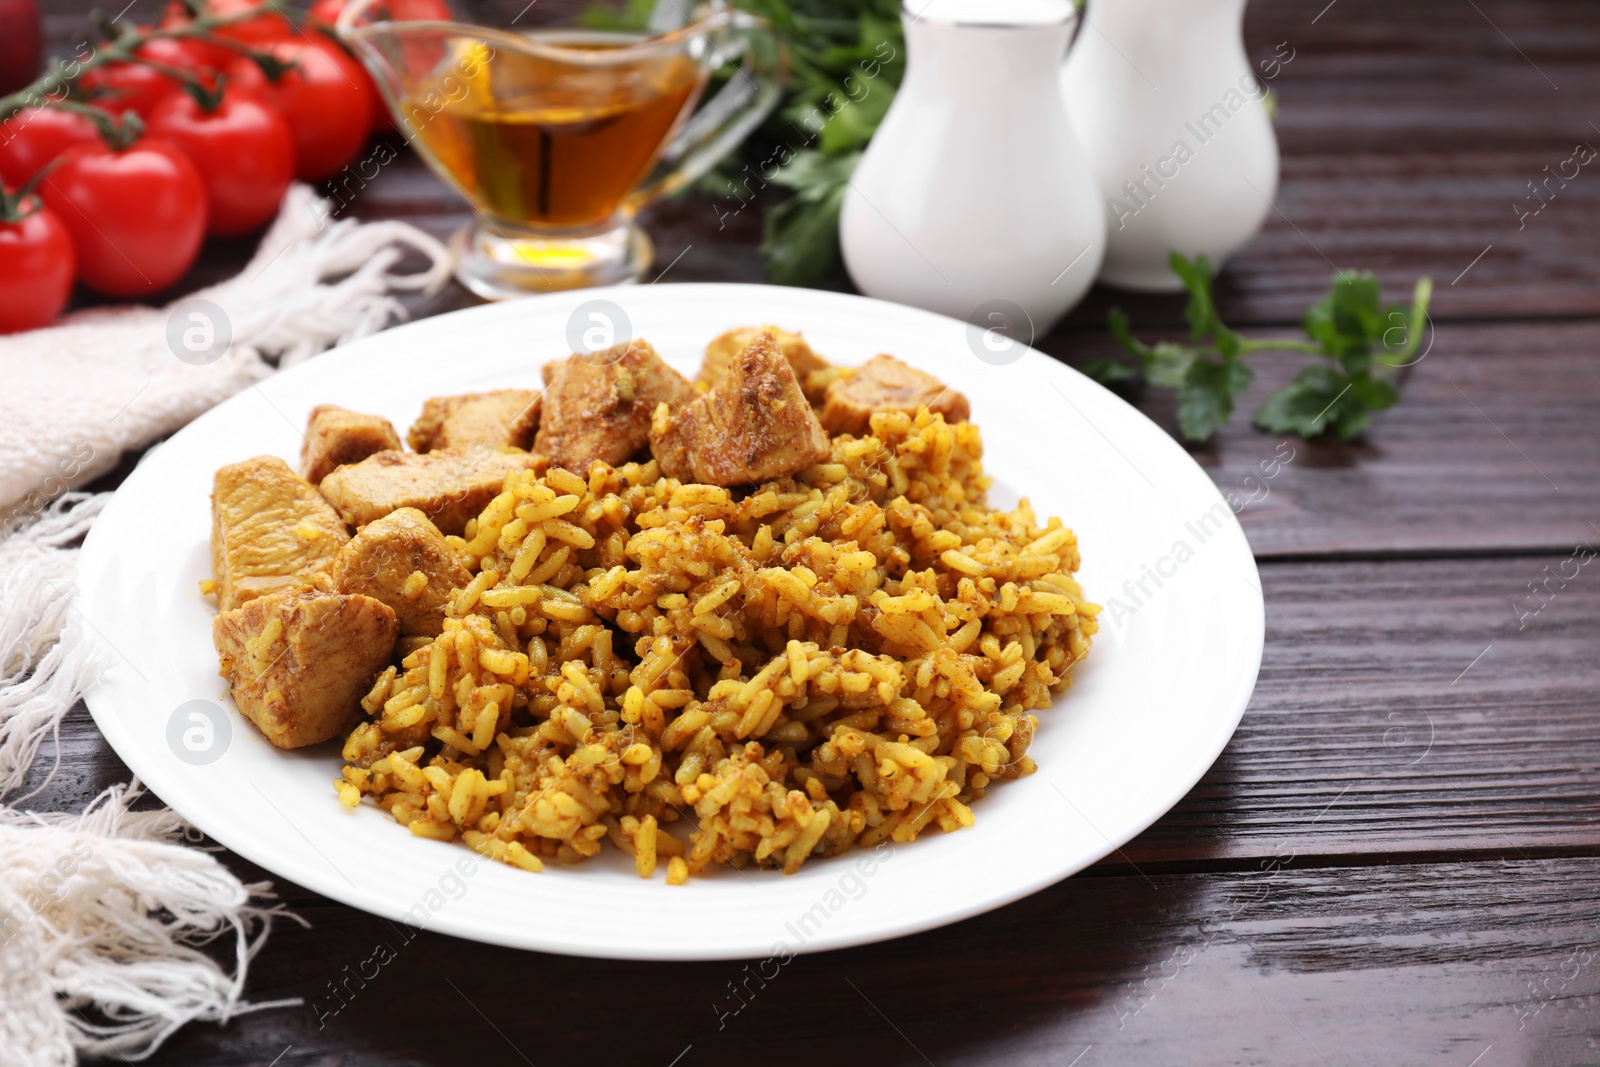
[
  {"x1": 27, "y1": 555, "x2": 1600, "y2": 864},
  {"x1": 1123, "y1": 555, "x2": 1600, "y2": 865},
  {"x1": 136, "y1": 857, "x2": 1600, "y2": 1067},
  {"x1": 1249, "y1": 0, "x2": 1599, "y2": 155},
  {"x1": 1043, "y1": 319, "x2": 1600, "y2": 558}
]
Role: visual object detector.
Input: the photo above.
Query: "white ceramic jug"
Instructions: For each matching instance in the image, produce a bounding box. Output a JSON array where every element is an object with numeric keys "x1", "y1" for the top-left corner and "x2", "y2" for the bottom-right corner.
[
  {"x1": 1061, "y1": 0, "x2": 1279, "y2": 291},
  {"x1": 840, "y1": 0, "x2": 1105, "y2": 335}
]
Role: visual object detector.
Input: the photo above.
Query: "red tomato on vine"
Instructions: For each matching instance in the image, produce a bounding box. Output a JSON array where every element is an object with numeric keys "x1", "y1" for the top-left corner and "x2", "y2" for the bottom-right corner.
[
  {"x1": 39, "y1": 137, "x2": 207, "y2": 297},
  {"x1": 227, "y1": 39, "x2": 372, "y2": 180},
  {"x1": 0, "y1": 191, "x2": 75, "y2": 333},
  {"x1": 79, "y1": 34, "x2": 220, "y2": 118},
  {"x1": 147, "y1": 86, "x2": 294, "y2": 236},
  {"x1": 207, "y1": 0, "x2": 297, "y2": 45},
  {"x1": 0, "y1": 106, "x2": 100, "y2": 187}
]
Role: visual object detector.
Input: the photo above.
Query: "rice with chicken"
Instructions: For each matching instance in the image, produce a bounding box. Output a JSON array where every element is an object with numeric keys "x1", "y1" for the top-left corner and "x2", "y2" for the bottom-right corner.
[{"x1": 336, "y1": 407, "x2": 1099, "y2": 882}]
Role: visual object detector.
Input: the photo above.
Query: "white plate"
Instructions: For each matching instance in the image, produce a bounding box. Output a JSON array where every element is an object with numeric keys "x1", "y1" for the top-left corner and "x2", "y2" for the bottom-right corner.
[{"x1": 77, "y1": 283, "x2": 1262, "y2": 961}]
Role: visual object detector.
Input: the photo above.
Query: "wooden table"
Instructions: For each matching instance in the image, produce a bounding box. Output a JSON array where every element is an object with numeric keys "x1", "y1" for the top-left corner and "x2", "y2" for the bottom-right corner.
[{"x1": 29, "y1": 0, "x2": 1600, "y2": 1063}]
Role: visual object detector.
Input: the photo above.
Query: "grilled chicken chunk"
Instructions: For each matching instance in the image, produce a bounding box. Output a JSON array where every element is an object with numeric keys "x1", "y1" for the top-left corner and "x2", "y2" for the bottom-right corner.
[
  {"x1": 820, "y1": 354, "x2": 970, "y2": 436},
  {"x1": 534, "y1": 340, "x2": 695, "y2": 474},
  {"x1": 699, "y1": 326, "x2": 831, "y2": 406},
  {"x1": 213, "y1": 589, "x2": 398, "y2": 749},
  {"x1": 318, "y1": 447, "x2": 541, "y2": 536},
  {"x1": 300, "y1": 405, "x2": 403, "y2": 486},
  {"x1": 211, "y1": 456, "x2": 349, "y2": 612},
  {"x1": 407, "y1": 389, "x2": 542, "y2": 454},
  {"x1": 651, "y1": 330, "x2": 832, "y2": 486},
  {"x1": 330, "y1": 507, "x2": 470, "y2": 638}
]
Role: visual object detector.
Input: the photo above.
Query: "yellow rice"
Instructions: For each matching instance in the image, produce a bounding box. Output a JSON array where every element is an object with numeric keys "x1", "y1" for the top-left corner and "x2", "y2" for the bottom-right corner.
[{"x1": 338, "y1": 408, "x2": 1099, "y2": 880}]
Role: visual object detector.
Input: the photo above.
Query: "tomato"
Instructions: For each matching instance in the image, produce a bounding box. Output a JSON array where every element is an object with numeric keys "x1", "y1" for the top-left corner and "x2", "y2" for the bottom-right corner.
[
  {"x1": 0, "y1": 193, "x2": 74, "y2": 333},
  {"x1": 39, "y1": 138, "x2": 206, "y2": 297},
  {"x1": 0, "y1": 106, "x2": 101, "y2": 187},
  {"x1": 156, "y1": 8, "x2": 238, "y2": 73},
  {"x1": 78, "y1": 61, "x2": 176, "y2": 120},
  {"x1": 208, "y1": 0, "x2": 297, "y2": 45},
  {"x1": 148, "y1": 88, "x2": 293, "y2": 236},
  {"x1": 304, "y1": 0, "x2": 395, "y2": 134},
  {"x1": 79, "y1": 35, "x2": 220, "y2": 118},
  {"x1": 227, "y1": 40, "x2": 371, "y2": 180},
  {"x1": 307, "y1": 0, "x2": 454, "y2": 136}
]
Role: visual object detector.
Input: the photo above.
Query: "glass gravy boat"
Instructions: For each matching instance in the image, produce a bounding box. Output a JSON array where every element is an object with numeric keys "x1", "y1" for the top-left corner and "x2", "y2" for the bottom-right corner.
[{"x1": 338, "y1": 0, "x2": 787, "y2": 298}]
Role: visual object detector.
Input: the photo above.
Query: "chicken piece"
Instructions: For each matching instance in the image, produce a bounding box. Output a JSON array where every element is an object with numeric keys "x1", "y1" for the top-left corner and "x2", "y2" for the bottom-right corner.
[
  {"x1": 211, "y1": 456, "x2": 350, "y2": 612},
  {"x1": 330, "y1": 507, "x2": 470, "y2": 638},
  {"x1": 534, "y1": 340, "x2": 695, "y2": 474},
  {"x1": 700, "y1": 326, "x2": 831, "y2": 406},
  {"x1": 651, "y1": 330, "x2": 832, "y2": 486},
  {"x1": 318, "y1": 447, "x2": 541, "y2": 536},
  {"x1": 820, "y1": 354, "x2": 970, "y2": 436},
  {"x1": 213, "y1": 589, "x2": 398, "y2": 749},
  {"x1": 407, "y1": 390, "x2": 542, "y2": 453},
  {"x1": 300, "y1": 405, "x2": 403, "y2": 486}
]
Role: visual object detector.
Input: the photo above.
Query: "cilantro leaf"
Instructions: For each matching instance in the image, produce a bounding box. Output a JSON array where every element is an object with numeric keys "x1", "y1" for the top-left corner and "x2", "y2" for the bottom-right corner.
[
  {"x1": 1377, "y1": 277, "x2": 1434, "y2": 367},
  {"x1": 1304, "y1": 270, "x2": 1385, "y2": 376},
  {"x1": 1170, "y1": 251, "x2": 1223, "y2": 343},
  {"x1": 1177, "y1": 355, "x2": 1252, "y2": 441},
  {"x1": 1107, "y1": 306, "x2": 1155, "y2": 361},
  {"x1": 760, "y1": 151, "x2": 856, "y2": 285},
  {"x1": 1110, "y1": 251, "x2": 1432, "y2": 444},
  {"x1": 583, "y1": 0, "x2": 905, "y2": 282},
  {"x1": 1106, "y1": 254, "x2": 1255, "y2": 441},
  {"x1": 577, "y1": 0, "x2": 655, "y2": 29},
  {"x1": 1252, "y1": 360, "x2": 1400, "y2": 441},
  {"x1": 1080, "y1": 358, "x2": 1141, "y2": 385},
  {"x1": 1142, "y1": 343, "x2": 1199, "y2": 389},
  {"x1": 760, "y1": 183, "x2": 845, "y2": 286},
  {"x1": 1253, "y1": 363, "x2": 1348, "y2": 438}
]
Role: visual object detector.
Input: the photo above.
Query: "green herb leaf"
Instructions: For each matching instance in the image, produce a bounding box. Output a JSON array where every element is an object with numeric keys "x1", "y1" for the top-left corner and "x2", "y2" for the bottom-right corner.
[
  {"x1": 577, "y1": 0, "x2": 655, "y2": 30},
  {"x1": 1175, "y1": 360, "x2": 1234, "y2": 441},
  {"x1": 1145, "y1": 343, "x2": 1199, "y2": 389},
  {"x1": 1079, "y1": 358, "x2": 1141, "y2": 385},
  {"x1": 671, "y1": 0, "x2": 905, "y2": 281},
  {"x1": 1253, "y1": 363, "x2": 1348, "y2": 438},
  {"x1": 1107, "y1": 306, "x2": 1155, "y2": 363},
  {"x1": 760, "y1": 152, "x2": 857, "y2": 286},
  {"x1": 1304, "y1": 270, "x2": 1384, "y2": 370},
  {"x1": 1377, "y1": 276, "x2": 1433, "y2": 366},
  {"x1": 1170, "y1": 251, "x2": 1222, "y2": 343},
  {"x1": 1111, "y1": 251, "x2": 1433, "y2": 444}
]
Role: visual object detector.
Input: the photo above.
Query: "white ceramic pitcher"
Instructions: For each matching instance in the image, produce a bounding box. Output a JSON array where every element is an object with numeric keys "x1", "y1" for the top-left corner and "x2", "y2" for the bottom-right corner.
[
  {"x1": 840, "y1": 0, "x2": 1105, "y2": 334},
  {"x1": 1061, "y1": 0, "x2": 1279, "y2": 291}
]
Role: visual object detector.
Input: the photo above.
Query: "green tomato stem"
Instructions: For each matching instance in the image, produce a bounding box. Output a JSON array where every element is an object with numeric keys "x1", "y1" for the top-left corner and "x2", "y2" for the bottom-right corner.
[{"x1": 0, "y1": 2, "x2": 299, "y2": 124}]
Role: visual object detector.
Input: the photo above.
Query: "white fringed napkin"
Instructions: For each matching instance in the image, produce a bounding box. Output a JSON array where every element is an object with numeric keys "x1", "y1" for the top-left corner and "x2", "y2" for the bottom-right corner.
[
  {"x1": 0, "y1": 183, "x2": 452, "y2": 515},
  {"x1": 0, "y1": 185, "x2": 453, "y2": 1064}
]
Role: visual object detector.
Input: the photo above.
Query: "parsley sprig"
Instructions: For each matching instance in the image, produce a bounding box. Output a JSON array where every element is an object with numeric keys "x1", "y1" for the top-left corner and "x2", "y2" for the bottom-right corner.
[
  {"x1": 736, "y1": 0, "x2": 904, "y2": 285},
  {"x1": 1089, "y1": 252, "x2": 1433, "y2": 442}
]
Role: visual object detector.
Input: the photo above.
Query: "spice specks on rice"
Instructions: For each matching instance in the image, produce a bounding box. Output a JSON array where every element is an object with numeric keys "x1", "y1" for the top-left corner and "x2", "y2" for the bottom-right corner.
[{"x1": 338, "y1": 407, "x2": 1098, "y2": 881}]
